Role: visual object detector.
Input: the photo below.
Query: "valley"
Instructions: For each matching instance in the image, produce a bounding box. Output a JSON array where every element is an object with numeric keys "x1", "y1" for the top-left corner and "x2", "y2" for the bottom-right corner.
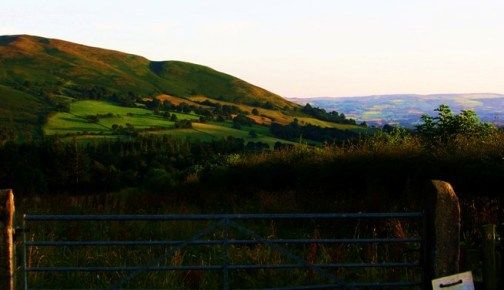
[
  {"x1": 43, "y1": 100, "x2": 293, "y2": 145},
  {"x1": 290, "y1": 94, "x2": 504, "y2": 128},
  {"x1": 0, "y1": 35, "x2": 365, "y2": 144}
]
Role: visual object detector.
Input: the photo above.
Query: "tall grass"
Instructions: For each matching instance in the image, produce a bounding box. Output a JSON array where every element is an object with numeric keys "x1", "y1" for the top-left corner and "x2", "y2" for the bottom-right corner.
[
  {"x1": 21, "y1": 216, "x2": 422, "y2": 289},
  {"x1": 14, "y1": 131, "x2": 504, "y2": 288}
]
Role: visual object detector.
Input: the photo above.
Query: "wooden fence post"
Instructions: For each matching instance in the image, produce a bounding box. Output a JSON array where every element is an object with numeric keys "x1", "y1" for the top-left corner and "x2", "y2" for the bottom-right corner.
[
  {"x1": 424, "y1": 180, "x2": 461, "y2": 284},
  {"x1": 0, "y1": 189, "x2": 15, "y2": 290}
]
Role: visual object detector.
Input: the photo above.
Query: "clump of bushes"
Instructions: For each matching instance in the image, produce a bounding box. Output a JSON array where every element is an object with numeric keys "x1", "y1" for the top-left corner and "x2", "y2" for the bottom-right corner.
[{"x1": 174, "y1": 120, "x2": 192, "y2": 129}]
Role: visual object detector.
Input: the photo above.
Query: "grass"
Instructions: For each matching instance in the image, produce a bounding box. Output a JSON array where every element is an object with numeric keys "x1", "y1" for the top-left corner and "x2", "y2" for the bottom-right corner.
[
  {"x1": 145, "y1": 122, "x2": 293, "y2": 146},
  {"x1": 1, "y1": 35, "x2": 369, "y2": 142},
  {"x1": 150, "y1": 61, "x2": 295, "y2": 109},
  {"x1": 0, "y1": 84, "x2": 46, "y2": 140},
  {"x1": 44, "y1": 100, "x2": 292, "y2": 145},
  {"x1": 0, "y1": 35, "x2": 295, "y2": 109},
  {"x1": 188, "y1": 95, "x2": 369, "y2": 132},
  {"x1": 44, "y1": 100, "x2": 198, "y2": 135},
  {"x1": 192, "y1": 122, "x2": 292, "y2": 145},
  {"x1": 155, "y1": 94, "x2": 209, "y2": 108},
  {"x1": 17, "y1": 191, "x2": 421, "y2": 289},
  {"x1": 0, "y1": 35, "x2": 304, "y2": 141},
  {"x1": 296, "y1": 116, "x2": 366, "y2": 130},
  {"x1": 8, "y1": 128, "x2": 502, "y2": 288}
]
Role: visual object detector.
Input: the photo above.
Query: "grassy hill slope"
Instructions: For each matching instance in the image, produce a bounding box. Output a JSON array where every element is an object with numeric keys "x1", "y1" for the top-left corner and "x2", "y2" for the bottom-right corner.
[
  {"x1": 150, "y1": 61, "x2": 294, "y2": 108},
  {"x1": 0, "y1": 84, "x2": 47, "y2": 140},
  {"x1": 0, "y1": 34, "x2": 365, "y2": 143},
  {"x1": 0, "y1": 35, "x2": 293, "y2": 107},
  {"x1": 0, "y1": 34, "x2": 298, "y2": 137}
]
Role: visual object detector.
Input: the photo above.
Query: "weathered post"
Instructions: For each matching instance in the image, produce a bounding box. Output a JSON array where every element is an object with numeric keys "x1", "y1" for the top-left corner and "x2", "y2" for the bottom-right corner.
[
  {"x1": 482, "y1": 224, "x2": 497, "y2": 290},
  {"x1": 0, "y1": 189, "x2": 15, "y2": 290},
  {"x1": 423, "y1": 180, "x2": 461, "y2": 285}
]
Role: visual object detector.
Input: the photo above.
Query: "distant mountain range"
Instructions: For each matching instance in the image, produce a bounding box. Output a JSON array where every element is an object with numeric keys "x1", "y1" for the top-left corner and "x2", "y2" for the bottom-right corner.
[{"x1": 289, "y1": 94, "x2": 504, "y2": 127}]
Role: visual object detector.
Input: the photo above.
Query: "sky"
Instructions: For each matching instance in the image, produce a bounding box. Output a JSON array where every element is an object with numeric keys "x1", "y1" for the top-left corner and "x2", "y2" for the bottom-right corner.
[{"x1": 2, "y1": 0, "x2": 504, "y2": 98}]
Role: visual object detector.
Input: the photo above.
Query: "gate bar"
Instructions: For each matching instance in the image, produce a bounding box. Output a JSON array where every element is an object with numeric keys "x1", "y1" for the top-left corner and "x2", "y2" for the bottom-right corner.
[
  {"x1": 26, "y1": 262, "x2": 421, "y2": 272},
  {"x1": 26, "y1": 237, "x2": 422, "y2": 247},
  {"x1": 24, "y1": 212, "x2": 423, "y2": 221}
]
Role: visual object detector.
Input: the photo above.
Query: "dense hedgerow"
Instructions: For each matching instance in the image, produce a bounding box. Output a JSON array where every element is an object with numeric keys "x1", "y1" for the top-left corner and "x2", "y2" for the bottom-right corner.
[{"x1": 199, "y1": 131, "x2": 504, "y2": 200}]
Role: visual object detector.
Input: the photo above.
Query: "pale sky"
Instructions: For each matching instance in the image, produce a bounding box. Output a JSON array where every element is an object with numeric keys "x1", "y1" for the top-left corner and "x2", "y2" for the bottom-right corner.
[{"x1": 2, "y1": 0, "x2": 504, "y2": 98}]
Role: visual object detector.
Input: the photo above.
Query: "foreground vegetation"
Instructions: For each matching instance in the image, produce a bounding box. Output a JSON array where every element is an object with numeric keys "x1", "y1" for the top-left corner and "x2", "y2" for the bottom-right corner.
[
  {"x1": 2, "y1": 34, "x2": 500, "y2": 288},
  {"x1": 14, "y1": 129, "x2": 502, "y2": 288},
  {"x1": 2, "y1": 105, "x2": 501, "y2": 200},
  {"x1": 22, "y1": 217, "x2": 420, "y2": 289},
  {"x1": 3, "y1": 105, "x2": 501, "y2": 288}
]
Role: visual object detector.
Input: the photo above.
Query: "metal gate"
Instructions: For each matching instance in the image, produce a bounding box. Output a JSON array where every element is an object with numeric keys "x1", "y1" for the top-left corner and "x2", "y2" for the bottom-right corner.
[{"x1": 21, "y1": 212, "x2": 426, "y2": 289}]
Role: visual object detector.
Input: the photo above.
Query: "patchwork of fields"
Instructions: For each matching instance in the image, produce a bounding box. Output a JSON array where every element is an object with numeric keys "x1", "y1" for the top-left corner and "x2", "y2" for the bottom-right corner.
[
  {"x1": 44, "y1": 100, "x2": 293, "y2": 145},
  {"x1": 188, "y1": 95, "x2": 361, "y2": 130}
]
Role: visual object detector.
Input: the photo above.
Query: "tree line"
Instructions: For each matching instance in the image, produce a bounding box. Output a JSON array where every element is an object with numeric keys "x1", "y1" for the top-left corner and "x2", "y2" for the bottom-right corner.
[
  {"x1": 0, "y1": 135, "x2": 286, "y2": 195},
  {"x1": 269, "y1": 119, "x2": 360, "y2": 143}
]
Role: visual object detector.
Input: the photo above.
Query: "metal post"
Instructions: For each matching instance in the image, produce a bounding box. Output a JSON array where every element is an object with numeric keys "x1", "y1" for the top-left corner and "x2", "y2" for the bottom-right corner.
[
  {"x1": 222, "y1": 218, "x2": 230, "y2": 290},
  {"x1": 483, "y1": 224, "x2": 497, "y2": 290},
  {"x1": 23, "y1": 215, "x2": 28, "y2": 290},
  {"x1": 421, "y1": 210, "x2": 430, "y2": 289}
]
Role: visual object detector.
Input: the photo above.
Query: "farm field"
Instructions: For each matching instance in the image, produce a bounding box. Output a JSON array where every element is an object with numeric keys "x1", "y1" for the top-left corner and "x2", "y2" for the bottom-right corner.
[
  {"x1": 188, "y1": 95, "x2": 367, "y2": 131},
  {"x1": 43, "y1": 100, "x2": 292, "y2": 145},
  {"x1": 44, "y1": 100, "x2": 198, "y2": 134},
  {"x1": 158, "y1": 122, "x2": 294, "y2": 145}
]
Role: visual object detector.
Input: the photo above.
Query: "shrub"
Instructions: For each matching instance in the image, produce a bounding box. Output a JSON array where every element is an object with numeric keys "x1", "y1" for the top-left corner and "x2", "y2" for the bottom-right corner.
[
  {"x1": 174, "y1": 120, "x2": 192, "y2": 129},
  {"x1": 144, "y1": 168, "x2": 175, "y2": 192}
]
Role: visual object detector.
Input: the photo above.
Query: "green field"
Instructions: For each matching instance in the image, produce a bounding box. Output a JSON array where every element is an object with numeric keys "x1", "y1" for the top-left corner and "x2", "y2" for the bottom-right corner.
[
  {"x1": 44, "y1": 100, "x2": 198, "y2": 134},
  {"x1": 158, "y1": 122, "x2": 293, "y2": 145},
  {"x1": 44, "y1": 100, "x2": 293, "y2": 145}
]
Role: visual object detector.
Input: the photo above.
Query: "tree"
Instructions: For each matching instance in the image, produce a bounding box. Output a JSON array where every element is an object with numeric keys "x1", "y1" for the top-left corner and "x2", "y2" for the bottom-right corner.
[
  {"x1": 252, "y1": 108, "x2": 259, "y2": 115},
  {"x1": 148, "y1": 97, "x2": 161, "y2": 110},
  {"x1": 144, "y1": 168, "x2": 175, "y2": 193},
  {"x1": 416, "y1": 104, "x2": 495, "y2": 142},
  {"x1": 382, "y1": 124, "x2": 396, "y2": 133},
  {"x1": 232, "y1": 120, "x2": 242, "y2": 130},
  {"x1": 174, "y1": 120, "x2": 192, "y2": 129},
  {"x1": 263, "y1": 102, "x2": 274, "y2": 109},
  {"x1": 85, "y1": 115, "x2": 99, "y2": 123},
  {"x1": 249, "y1": 130, "x2": 258, "y2": 138},
  {"x1": 233, "y1": 114, "x2": 255, "y2": 126}
]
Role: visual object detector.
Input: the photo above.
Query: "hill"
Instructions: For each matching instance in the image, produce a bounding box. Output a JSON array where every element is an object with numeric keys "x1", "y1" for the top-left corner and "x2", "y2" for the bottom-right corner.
[
  {"x1": 290, "y1": 93, "x2": 504, "y2": 127},
  {"x1": 0, "y1": 34, "x2": 299, "y2": 138},
  {"x1": 0, "y1": 84, "x2": 47, "y2": 140},
  {"x1": 0, "y1": 35, "x2": 292, "y2": 107}
]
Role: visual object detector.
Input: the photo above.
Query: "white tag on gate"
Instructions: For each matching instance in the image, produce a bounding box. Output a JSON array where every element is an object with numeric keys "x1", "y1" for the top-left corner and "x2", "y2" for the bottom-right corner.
[{"x1": 431, "y1": 271, "x2": 474, "y2": 290}]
